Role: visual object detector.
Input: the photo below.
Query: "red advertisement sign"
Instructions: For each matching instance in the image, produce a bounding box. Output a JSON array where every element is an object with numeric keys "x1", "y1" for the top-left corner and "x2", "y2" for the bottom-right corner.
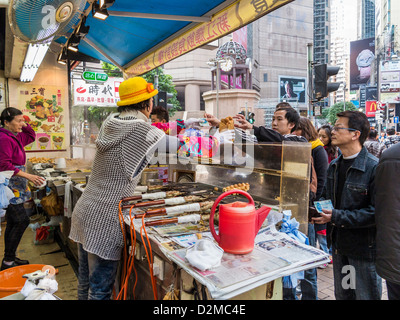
[{"x1": 365, "y1": 101, "x2": 377, "y2": 117}]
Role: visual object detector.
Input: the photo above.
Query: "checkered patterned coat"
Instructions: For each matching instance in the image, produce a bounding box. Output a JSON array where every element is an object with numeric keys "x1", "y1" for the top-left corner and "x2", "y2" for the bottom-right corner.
[{"x1": 69, "y1": 112, "x2": 164, "y2": 260}]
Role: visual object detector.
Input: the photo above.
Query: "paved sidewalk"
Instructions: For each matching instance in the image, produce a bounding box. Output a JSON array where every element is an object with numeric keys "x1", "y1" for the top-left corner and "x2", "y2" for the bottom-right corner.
[{"x1": 317, "y1": 263, "x2": 388, "y2": 300}]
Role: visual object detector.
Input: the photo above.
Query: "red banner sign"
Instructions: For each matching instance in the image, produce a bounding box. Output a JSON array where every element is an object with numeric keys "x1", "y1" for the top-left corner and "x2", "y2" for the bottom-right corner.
[{"x1": 365, "y1": 100, "x2": 377, "y2": 117}]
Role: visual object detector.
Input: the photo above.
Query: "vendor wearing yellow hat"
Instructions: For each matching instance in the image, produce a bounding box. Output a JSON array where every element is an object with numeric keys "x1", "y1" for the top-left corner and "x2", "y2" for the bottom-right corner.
[
  {"x1": 117, "y1": 76, "x2": 158, "y2": 118},
  {"x1": 70, "y1": 76, "x2": 166, "y2": 300}
]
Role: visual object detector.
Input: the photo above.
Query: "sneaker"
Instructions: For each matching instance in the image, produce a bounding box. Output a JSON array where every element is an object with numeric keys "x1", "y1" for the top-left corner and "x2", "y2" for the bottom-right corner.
[
  {"x1": 318, "y1": 263, "x2": 328, "y2": 269},
  {"x1": 14, "y1": 257, "x2": 29, "y2": 265},
  {"x1": 1, "y1": 260, "x2": 18, "y2": 271}
]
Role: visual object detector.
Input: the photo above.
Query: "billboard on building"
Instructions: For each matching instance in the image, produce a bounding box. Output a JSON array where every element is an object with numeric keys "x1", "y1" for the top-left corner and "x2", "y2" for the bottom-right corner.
[
  {"x1": 380, "y1": 60, "x2": 400, "y2": 103},
  {"x1": 349, "y1": 38, "x2": 375, "y2": 90},
  {"x1": 279, "y1": 76, "x2": 306, "y2": 104},
  {"x1": 365, "y1": 100, "x2": 378, "y2": 117}
]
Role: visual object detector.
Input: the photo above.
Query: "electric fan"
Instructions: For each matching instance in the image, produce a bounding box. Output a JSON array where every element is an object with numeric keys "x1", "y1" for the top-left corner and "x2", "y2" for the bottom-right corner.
[{"x1": 8, "y1": 0, "x2": 88, "y2": 43}]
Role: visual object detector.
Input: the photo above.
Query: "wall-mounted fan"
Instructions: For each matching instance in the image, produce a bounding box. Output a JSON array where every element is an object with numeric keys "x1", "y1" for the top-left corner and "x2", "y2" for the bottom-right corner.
[{"x1": 8, "y1": 0, "x2": 88, "y2": 43}]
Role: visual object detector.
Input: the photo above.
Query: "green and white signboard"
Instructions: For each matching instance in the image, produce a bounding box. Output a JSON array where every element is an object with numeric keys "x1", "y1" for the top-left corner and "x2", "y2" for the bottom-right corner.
[{"x1": 82, "y1": 71, "x2": 109, "y2": 83}]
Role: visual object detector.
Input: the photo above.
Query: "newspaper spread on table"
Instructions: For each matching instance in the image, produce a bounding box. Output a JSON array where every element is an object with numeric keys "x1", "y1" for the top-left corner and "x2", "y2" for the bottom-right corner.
[
  {"x1": 160, "y1": 225, "x2": 330, "y2": 299},
  {"x1": 124, "y1": 212, "x2": 330, "y2": 300}
]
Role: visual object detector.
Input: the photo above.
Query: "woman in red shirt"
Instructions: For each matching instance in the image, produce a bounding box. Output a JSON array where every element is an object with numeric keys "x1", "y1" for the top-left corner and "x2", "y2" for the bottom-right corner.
[{"x1": 0, "y1": 107, "x2": 45, "y2": 270}]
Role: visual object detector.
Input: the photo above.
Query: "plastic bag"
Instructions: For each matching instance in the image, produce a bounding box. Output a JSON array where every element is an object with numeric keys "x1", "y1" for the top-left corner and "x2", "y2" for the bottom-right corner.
[
  {"x1": 280, "y1": 210, "x2": 309, "y2": 289},
  {"x1": 0, "y1": 171, "x2": 15, "y2": 209},
  {"x1": 185, "y1": 239, "x2": 224, "y2": 271},
  {"x1": 24, "y1": 278, "x2": 58, "y2": 300}
]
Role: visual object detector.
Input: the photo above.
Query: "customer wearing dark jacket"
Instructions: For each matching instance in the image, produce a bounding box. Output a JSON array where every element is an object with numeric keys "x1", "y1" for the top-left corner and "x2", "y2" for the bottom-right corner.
[
  {"x1": 375, "y1": 142, "x2": 400, "y2": 300},
  {"x1": 294, "y1": 117, "x2": 328, "y2": 200},
  {"x1": 234, "y1": 106, "x2": 307, "y2": 142},
  {"x1": 313, "y1": 111, "x2": 382, "y2": 300},
  {"x1": 291, "y1": 117, "x2": 328, "y2": 300},
  {"x1": 205, "y1": 105, "x2": 307, "y2": 143}
]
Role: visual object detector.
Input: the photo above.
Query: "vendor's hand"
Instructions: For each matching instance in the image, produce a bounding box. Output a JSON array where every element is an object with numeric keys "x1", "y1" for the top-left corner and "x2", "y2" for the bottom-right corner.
[
  {"x1": 213, "y1": 129, "x2": 235, "y2": 144},
  {"x1": 233, "y1": 114, "x2": 253, "y2": 130},
  {"x1": 184, "y1": 118, "x2": 201, "y2": 127},
  {"x1": 312, "y1": 209, "x2": 332, "y2": 224},
  {"x1": 28, "y1": 174, "x2": 46, "y2": 187},
  {"x1": 204, "y1": 113, "x2": 220, "y2": 127}
]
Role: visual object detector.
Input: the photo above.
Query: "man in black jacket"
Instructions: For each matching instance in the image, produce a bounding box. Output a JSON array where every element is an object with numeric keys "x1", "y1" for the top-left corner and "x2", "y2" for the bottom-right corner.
[
  {"x1": 313, "y1": 111, "x2": 381, "y2": 300},
  {"x1": 375, "y1": 142, "x2": 400, "y2": 300},
  {"x1": 205, "y1": 105, "x2": 307, "y2": 143}
]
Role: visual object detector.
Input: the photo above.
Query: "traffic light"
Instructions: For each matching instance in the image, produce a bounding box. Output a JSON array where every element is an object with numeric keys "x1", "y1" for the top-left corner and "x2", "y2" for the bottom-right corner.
[
  {"x1": 157, "y1": 91, "x2": 174, "y2": 109},
  {"x1": 375, "y1": 109, "x2": 384, "y2": 121},
  {"x1": 383, "y1": 105, "x2": 387, "y2": 122},
  {"x1": 239, "y1": 111, "x2": 255, "y2": 124},
  {"x1": 313, "y1": 63, "x2": 341, "y2": 101},
  {"x1": 248, "y1": 112, "x2": 255, "y2": 124},
  {"x1": 388, "y1": 107, "x2": 395, "y2": 121}
]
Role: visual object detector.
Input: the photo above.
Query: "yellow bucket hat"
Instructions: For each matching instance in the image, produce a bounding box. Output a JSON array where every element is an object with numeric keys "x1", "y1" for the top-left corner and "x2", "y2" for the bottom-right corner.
[{"x1": 117, "y1": 77, "x2": 158, "y2": 107}]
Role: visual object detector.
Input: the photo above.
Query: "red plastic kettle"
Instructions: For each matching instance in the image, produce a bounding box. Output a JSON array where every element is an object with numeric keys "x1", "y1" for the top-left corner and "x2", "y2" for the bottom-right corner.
[{"x1": 209, "y1": 190, "x2": 271, "y2": 254}]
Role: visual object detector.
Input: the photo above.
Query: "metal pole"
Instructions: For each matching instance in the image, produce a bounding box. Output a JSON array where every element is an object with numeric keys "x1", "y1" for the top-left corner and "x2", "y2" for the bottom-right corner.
[
  {"x1": 343, "y1": 81, "x2": 346, "y2": 111},
  {"x1": 307, "y1": 43, "x2": 313, "y2": 119},
  {"x1": 216, "y1": 65, "x2": 220, "y2": 118},
  {"x1": 154, "y1": 70, "x2": 159, "y2": 107},
  {"x1": 386, "y1": 105, "x2": 389, "y2": 128}
]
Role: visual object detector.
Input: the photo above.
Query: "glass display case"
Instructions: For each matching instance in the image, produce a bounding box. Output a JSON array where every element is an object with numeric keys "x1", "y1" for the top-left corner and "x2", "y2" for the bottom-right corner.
[{"x1": 162, "y1": 141, "x2": 311, "y2": 233}]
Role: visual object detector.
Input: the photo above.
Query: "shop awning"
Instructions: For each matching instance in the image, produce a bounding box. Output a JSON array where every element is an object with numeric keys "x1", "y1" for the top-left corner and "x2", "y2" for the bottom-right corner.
[{"x1": 55, "y1": 0, "x2": 294, "y2": 76}]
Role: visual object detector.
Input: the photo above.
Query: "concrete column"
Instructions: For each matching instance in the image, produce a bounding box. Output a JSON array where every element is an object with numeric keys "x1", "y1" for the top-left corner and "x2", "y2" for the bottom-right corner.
[
  {"x1": 203, "y1": 89, "x2": 261, "y2": 122},
  {"x1": 184, "y1": 84, "x2": 201, "y2": 111}
]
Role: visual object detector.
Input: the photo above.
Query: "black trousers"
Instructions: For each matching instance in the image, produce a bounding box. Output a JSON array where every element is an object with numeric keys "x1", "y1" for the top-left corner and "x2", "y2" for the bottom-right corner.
[
  {"x1": 3, "y1": 203, "x2": 30, "y2": 261},
  {"x1": 386, "y1": 280, "x2": 400, "y2": 300}
]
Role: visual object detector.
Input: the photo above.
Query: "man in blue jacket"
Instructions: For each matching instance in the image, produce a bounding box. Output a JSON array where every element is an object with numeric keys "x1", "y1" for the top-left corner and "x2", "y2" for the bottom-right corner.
[{"x1": 313, "y1": 110, "x2": 382, "y2": 300}]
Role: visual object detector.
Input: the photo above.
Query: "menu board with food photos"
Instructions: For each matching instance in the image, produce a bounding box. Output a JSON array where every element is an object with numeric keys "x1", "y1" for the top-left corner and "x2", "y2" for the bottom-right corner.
[{"x1": 17, "y1": 85, "x2": 66, "y2": 151}]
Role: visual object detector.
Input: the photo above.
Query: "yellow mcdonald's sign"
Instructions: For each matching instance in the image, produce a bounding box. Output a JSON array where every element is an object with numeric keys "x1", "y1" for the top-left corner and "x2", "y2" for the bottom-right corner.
[{"x1": 125, "y1": 0, "x2": 294, "y2": 76}]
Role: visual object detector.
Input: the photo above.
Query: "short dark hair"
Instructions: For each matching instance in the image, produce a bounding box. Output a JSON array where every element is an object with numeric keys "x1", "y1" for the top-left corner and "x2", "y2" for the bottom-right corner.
[
  {"x1": 386, "y1": 127, "x2": 395, "y2": 136},
  {"x1": 151, "y1": 107, "x2": 169, "y2": 122},
  {"x1": 368, "y1": 129, "x2": 378, "y2": 139},
  {"x1": 1, "y1": 107, "x2": 23, "y2": 126},
  {"x1": 275, "y1": 102, "x2": 292, "y2": 110},
  {"x1": 297, "y1": 117, "x2": 318, "y2": 141},
  {"x1": 336, "y1": 110, "x2": 370, "y2": 145},
  {"x1": 117, "y1": 99, "x2": 151, "y2": 113},
  {"x1": 275, "y1": 106, "x2": 300, "y2": 132}
]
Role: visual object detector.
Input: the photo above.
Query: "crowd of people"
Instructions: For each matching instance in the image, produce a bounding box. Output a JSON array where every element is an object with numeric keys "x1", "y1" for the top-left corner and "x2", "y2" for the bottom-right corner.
[
  {"x1": 1, "y1": 76, "x2": 399, "y2": 300},
  {"x1": 206, "y1": 101, "x2": 400, "y2": 301}
]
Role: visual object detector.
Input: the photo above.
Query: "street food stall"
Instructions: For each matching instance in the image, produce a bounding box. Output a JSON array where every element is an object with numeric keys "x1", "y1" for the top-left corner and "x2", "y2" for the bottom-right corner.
[
  {"x1": 111, "y1": 141, "x2": 329, "y2": 300},
  {"x1": 26, "y1": 156, "x2": 91, "y2": 258},
  {"x1": 3, "y1": 0, "x2": 323, "y2": 302},
  {"x1": 25, "y1": 133, "x2": 329, "y2": 300}
]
